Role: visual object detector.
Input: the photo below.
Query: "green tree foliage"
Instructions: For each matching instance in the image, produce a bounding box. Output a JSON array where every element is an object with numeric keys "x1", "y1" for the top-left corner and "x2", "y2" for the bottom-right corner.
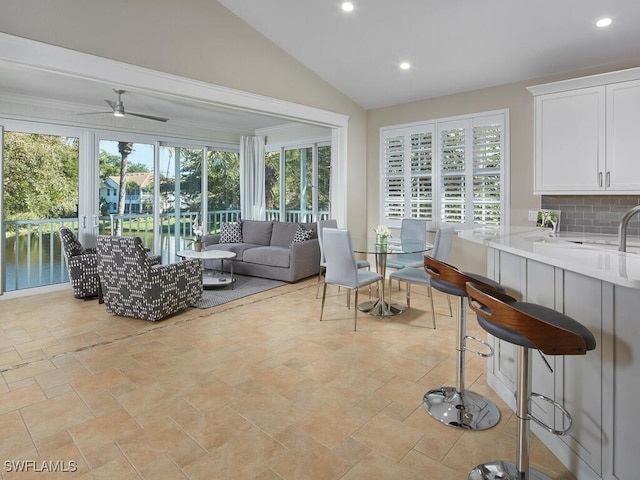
[
  {"x1": 177, "y1": 147, "x2": 203, "y2": 212},
  {"x1": 99, "y1": 149, "x2": 148, "y2": 181},
  {"x1": 208, "y1": 151, "x2": 240, "y2": 211},
  {"x1": 265, "y1": 151, "x2": 280, "y2": 211},
  {"x1": 3, "y1": 132, "x2": 79, "y2": 219}
]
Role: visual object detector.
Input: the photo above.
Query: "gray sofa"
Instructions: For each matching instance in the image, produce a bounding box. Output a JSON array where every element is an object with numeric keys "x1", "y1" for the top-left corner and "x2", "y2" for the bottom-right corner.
[{"x1": 201, "y1": 220, "x2": 320, "y2": 283}]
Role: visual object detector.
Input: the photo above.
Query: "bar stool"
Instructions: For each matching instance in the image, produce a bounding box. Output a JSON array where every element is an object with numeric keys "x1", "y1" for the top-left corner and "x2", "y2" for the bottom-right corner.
[
  {"x1": 465, "y1": 282, "x2": 596, "y2": 480},
  {"x1": 422, "y1": 256, "x2": 502, "y2": 431}
]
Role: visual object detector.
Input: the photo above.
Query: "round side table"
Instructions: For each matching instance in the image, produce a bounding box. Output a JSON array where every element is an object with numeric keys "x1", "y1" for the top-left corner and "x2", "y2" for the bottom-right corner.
[{"x1": 176, "y1": 249, "x2": 236, "y2": 289}]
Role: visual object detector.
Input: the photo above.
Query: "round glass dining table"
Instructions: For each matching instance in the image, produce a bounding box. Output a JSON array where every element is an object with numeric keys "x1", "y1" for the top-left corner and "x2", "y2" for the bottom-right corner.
[{"x1": 351, "y1": 237, "x2": 433, "y2": 316}]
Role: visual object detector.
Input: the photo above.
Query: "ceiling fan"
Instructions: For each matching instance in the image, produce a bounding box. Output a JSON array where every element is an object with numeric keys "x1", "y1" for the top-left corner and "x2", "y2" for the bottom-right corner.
[{"x1": 79, "y1": 89, "x2": 169, "y2": 122}]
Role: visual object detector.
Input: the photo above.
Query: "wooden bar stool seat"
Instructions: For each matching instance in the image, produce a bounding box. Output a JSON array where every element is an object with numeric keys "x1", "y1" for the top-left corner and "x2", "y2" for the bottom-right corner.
[{"x1": 465, "y1": 282, "x2": 596, "y2": 480}]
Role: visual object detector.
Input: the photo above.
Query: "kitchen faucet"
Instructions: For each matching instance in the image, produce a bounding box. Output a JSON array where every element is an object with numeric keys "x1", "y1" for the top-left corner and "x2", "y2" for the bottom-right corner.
[{"x1": 618, "y1": 205, "x2": 640, "y2": 252}]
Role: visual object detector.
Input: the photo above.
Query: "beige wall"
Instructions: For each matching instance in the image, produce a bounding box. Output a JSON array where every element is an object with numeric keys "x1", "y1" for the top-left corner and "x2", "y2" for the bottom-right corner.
[
  {"x1": 366, "y1": 60, "x2": 640, "y2": 272},
  {"x1": 0, "y1": 0, "x2": 369, "y2": 235}
]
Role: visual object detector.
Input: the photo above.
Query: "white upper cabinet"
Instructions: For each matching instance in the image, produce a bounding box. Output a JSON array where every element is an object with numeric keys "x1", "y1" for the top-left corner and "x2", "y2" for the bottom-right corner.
[
  {"x1": 606, "y1": 79, "x2": 640, "y2": 192},
  {"x1": 529, "y1": 68, "x2": 640, "y2": 194}
]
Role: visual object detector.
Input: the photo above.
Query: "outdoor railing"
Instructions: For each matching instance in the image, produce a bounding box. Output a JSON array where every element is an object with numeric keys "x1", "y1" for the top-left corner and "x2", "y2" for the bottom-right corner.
[{"x1": 2, "y1": 209, "x2": 328, "y2": 292}]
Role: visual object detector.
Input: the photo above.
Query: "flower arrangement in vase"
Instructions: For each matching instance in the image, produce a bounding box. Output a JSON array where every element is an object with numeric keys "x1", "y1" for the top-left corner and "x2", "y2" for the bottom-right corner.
[{"x1": 191, "y1": 215, "x2": 204, "y2": 251}]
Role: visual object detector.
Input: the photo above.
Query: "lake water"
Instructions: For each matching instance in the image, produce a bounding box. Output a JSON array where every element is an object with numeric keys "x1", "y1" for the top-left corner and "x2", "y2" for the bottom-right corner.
[{"x1": 3, "y1": 232, "x2": 186, "y2": 292}]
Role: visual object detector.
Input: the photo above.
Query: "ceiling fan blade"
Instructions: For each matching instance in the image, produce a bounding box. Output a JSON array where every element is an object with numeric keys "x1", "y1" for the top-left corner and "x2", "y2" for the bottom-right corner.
[
  {"x1": 78, "y1": 90, "x2": 169, "y2": 122},
  {"x1": 127, "y1": 112, "x2": 169, "y2": 122},
  {"x1": 76, "y1": 111, "x2": 112, "y2": 116}
]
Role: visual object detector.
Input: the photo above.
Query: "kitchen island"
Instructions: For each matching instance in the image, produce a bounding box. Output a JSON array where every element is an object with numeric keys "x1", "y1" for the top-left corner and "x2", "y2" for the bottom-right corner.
[{"x1": 460, "y1": 227, "x2": 640, "y2": 480}]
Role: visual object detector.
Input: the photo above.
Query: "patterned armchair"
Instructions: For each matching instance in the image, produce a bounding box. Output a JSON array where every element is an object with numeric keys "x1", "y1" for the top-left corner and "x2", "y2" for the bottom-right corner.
[
  {"x1": 96, "y1": 235, "x2": 202, "y2": 321},
  {"x1": 59, "y1": 226, "x2": 100, "y2": 299}
]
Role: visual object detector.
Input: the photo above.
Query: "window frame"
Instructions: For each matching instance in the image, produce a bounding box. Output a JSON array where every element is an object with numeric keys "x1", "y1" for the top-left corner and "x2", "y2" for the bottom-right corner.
[{"x1": 380, "y1": 109, "x2": 509, "y2": 230}]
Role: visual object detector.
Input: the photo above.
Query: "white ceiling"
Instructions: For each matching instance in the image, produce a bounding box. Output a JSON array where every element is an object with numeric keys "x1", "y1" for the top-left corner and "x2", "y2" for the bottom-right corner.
[
  {"x1": 0, "y1": 59, "x2": 290, "y2": 134},
  {"x1": 219, "y1": 0, "x2": 640, "y2": 109}
]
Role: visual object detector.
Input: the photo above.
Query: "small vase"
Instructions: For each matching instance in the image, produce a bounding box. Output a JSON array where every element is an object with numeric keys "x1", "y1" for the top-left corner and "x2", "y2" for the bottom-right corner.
[
  {"x1": 375, "y1": 234, "x2": 388, "y2": 249},
  {"x1": 193, "y1": 241, "x2": 203, "y2": 252}
]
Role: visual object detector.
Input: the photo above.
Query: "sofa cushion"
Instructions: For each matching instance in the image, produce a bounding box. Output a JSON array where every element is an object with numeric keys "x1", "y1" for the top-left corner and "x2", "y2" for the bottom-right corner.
[
  {"x1": 204, "y1": 243, "x2": 261, "y2": 261},
  {"x1": 220, "y1": 223, "x2": 242, "y2": 244},
  {"x1": 270, "y1": 222, "x2": 300, "y2": 248},
  {"x1": 241, "y1": 220, "x2": 273, "y2": 246},
  {"x1": 291, "y1": 225, "x2": 314, "y2": 246},
  {"x1": 243, "y1": 246, "x2": 290, "y2": 268}
]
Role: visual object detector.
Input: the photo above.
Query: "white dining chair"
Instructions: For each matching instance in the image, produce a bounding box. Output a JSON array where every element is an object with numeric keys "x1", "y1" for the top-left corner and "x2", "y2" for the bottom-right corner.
[
  {"x1": 319, "y1": 228, "x2": 382, "y2": 331},
  {"x1": 388, "y1": 225, "x2": 455, "y2": 327},
  {"x1": 386, "y1": 218, "x2": 428, "y2": 272},
  {"x1": 316, "y1": 219, "x2": 370, "y2": 299}
]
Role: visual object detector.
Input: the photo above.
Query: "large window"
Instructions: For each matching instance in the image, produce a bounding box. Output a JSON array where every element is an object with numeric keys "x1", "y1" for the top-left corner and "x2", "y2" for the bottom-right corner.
[
  {"x1": 265, "y1": 142, "x2": 331, "y2": 222},
  {"x1": 381, "y1": 110, "x2": 508, "y2": 229}
]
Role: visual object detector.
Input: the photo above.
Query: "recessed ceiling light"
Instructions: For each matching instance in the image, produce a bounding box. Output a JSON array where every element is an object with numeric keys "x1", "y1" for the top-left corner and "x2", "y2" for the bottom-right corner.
[
  {"x1": 400, "y1": 62, "x2": 411, "y2": 70},
  {"x1": 341, "y1": 2, "x2": 354, "y2": 12},
  {"x1": 596, "y1": 17, "x2": 612, "y2": 28}
]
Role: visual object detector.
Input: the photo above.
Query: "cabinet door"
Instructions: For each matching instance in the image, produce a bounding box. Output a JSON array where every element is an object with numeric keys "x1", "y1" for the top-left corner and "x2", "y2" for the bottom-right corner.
[
  {"x1": 534, "y1": 87, "x2": 605, "y2": 193},
  {"x1": 606, "y1": 80, "x2": 640, "y2": 191}
]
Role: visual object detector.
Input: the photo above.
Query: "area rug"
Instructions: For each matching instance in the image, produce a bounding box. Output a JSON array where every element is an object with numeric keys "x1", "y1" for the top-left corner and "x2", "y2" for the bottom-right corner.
[{"x1": 192, "y1": 274, "x2": 286, "y2": 309}]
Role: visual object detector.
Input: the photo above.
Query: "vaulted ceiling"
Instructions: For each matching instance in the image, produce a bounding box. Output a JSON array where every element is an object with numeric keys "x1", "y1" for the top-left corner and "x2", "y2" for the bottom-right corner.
[{"x1": 219, "y1": 0, "x2": 640, "y2": 109}]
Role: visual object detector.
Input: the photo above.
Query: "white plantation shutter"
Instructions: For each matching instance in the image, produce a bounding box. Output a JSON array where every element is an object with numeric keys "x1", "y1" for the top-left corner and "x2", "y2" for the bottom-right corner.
[
  {"x1": 439, "y1": 123, "x2": 466, "y2": 224},
  {"x1": 383, "y1": 134, "x2": 405, "y2": 220},
  {"x1": 381, "y1": 110, "x2": 507, "y2": 229},
  {"x1": 472, "y1": 117, "x2": 503, "y2": 226},
  {"x1": 409, "y1": 131, "x2": 433, "y2": 219},
  {"x1": 382, "y1": 126, "x2": 434, "y2": 227}
]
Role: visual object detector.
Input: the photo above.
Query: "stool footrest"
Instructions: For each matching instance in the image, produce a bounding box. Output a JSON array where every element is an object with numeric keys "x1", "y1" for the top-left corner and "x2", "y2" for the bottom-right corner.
[
  {"x1": 529, "y1": 392, "x2": 573, "y2": 436},
  {"x1": 464, "y1": 335, "x2": 494, "y2": 358}
]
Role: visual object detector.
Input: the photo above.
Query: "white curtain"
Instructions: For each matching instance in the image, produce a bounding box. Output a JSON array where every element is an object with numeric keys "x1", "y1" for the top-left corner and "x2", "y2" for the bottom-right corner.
[{"x1": 239, "y1": 135, "x2": 266, "y2": 220}]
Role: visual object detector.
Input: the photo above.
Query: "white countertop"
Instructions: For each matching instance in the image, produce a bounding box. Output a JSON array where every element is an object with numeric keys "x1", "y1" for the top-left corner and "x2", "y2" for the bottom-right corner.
[{"x1": 459, "y1": 226, "x2": 640, "y2": 288}]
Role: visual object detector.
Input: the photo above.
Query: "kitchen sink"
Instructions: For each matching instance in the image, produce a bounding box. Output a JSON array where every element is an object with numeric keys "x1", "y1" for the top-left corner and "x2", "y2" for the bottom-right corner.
[{"x1": 533, "y1": 235, "x2": 640, "y2": 254}]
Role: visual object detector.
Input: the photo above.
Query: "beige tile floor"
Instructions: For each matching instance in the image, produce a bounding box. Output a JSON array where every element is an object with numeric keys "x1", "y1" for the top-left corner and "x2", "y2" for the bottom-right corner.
[{"x1": 0, "y1": 278, "x2": 577, "y2": 479}]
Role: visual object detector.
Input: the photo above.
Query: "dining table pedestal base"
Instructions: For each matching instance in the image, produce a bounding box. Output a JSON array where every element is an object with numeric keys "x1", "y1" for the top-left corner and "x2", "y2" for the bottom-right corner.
[{"x1": 357, "y1": 299, "x2": 406, "y2": 316}]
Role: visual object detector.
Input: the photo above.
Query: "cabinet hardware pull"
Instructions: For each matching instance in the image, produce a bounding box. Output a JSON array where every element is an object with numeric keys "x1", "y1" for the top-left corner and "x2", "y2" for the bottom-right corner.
[
  {"x1": 599, "y1": 172, "x2": 603, "y2": 187},
  {"x1": 606, "y1": 171, "x2": 611, "y2": 188}
]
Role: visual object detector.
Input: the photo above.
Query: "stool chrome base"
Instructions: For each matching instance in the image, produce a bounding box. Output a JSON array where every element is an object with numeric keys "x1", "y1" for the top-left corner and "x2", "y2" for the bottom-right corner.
[
  {"x1": 423, "y1": 386, "x2": 500, "y2": 431},
  {"x1": 469, "y1": 461, "x2": 552, "y2": 480}
]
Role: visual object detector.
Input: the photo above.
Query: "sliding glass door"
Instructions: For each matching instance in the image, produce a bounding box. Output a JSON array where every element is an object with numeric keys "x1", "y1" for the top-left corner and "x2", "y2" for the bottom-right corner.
[{"x1": 2, "y1": 127, "x2": 80, "y2": 292}]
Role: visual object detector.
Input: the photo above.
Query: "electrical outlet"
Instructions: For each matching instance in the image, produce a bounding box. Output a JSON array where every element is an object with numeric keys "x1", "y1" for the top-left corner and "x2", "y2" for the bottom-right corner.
[{"x1": 528, "y1": 210, "x2": 538, "y2": 222}]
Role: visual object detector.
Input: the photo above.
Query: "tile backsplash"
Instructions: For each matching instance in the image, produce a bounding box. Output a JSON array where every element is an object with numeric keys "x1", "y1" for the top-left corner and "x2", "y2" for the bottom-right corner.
[{"x1": 541, "y1": 195, "x2": 640, "y2": 236}]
